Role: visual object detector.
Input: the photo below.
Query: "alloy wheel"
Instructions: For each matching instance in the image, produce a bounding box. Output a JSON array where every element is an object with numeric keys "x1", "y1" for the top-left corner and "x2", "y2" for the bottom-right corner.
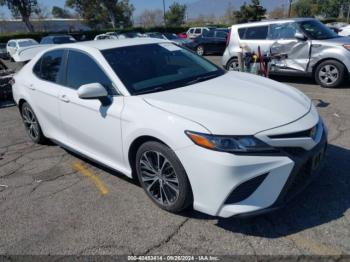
[
  {"x1": 22, "y1": 106, "x2": 39, "y2": 140},
  {"x1": 139, "y1": 151, "x2": 179, "y2": 206},
  {"x1": 228, "y1": 59, "x2": 240, "y2": 71},
  {"x1": 196, "y1": 46, "x2": 204, "y2": 56},
  {"x1": 319, "y1": 64, "x2": 339, "y2": 86}
]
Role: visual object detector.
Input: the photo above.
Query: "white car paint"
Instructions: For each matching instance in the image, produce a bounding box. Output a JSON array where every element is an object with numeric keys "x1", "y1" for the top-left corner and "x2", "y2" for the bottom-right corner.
[
  {"x1": 6, "y1": 38, "x2": 38, "y2": 58},
  {"x1": 12, "y1": 38, "x2": 326, "y2": 217},
  {"x1": 11, "y1": 44, "x2": 54, "y2": 62},
  {"x1": 339, "y1": 25, "x2": 350, "y2": 36}
]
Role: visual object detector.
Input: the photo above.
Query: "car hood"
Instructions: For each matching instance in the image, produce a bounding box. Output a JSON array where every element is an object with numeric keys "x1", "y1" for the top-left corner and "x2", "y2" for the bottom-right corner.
[{"x1": 142, "y1": 72, "x2": 311, "y2": 135}]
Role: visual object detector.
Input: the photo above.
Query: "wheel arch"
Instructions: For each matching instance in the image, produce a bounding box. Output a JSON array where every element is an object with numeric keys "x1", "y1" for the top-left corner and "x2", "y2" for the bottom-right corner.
[
  {"x1": 225, "y1": 56, "x2": 238, "y2": 70},
  {"x1": 128, "y1": 135, "x2": 168, "y2": 183},
  {"x1": 312, "y1": 57, "x2": 348, "y2": 76}
]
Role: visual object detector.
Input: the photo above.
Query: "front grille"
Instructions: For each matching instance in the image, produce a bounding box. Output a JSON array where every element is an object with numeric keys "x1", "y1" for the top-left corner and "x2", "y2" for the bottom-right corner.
[
  {"x1": 224, "y1": 173, "x2": 268, "y2": 204},
  {"x1": 268, "y1": 125, "x2": 317, "y2": 139},
  {"x1": 279, "y1": 147, "x2": 306, "y2": 157}
]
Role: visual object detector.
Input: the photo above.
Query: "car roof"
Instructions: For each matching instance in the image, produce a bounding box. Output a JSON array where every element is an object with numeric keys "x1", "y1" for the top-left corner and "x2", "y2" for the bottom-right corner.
[
  {"x1": 48, "y1": 38, "x2": 169, "y2": 51},
  {"x1": 232, "y1": 17, "x2": 316, "y2": 28}
]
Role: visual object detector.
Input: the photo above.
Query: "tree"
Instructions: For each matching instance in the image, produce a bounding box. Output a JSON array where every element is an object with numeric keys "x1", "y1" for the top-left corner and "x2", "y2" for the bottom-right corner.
[
  {"x1": 66, "y1": 0, "x2": 134, "y2": 29},
  {"x1": 0, "y1": 0, "x2": 39, "y2": 32},
  {"x1": 291, "y1": 0, "x2": 319, "y2": 17},
  {"x1": 269, "y1": 6, "x2": 286, "y2": 18},
  {"x1": 52, "y1": 6, "x2": 72, "y2": 18},
  {"x1": 233, "y1": 0, "x2": 266, "y2": 23},
  {"x1": 164, "y1": 2, "x2": 187, "y2": 27},
  {"x1": 138, "y1": 9, "x2": 163, "y2": 27}
]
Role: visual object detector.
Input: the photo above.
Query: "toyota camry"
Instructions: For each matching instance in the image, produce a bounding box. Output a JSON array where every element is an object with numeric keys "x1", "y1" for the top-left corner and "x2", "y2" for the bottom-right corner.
[{"x1": 12, "y1": 38, "x2": 327, "y2": 217}]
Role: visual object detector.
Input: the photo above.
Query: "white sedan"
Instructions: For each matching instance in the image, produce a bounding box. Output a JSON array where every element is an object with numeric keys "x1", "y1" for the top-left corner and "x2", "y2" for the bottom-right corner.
[
  {"x1": 6, "y1": 38, "x2": 38, "y2": 59},
  {"x1": 12, "y1": 38, "x2": 327, "y2": 217}
]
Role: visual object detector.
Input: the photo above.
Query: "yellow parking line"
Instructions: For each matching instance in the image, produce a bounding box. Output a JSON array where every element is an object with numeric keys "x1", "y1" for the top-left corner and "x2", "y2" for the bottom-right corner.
[
  {"x1": 288, "y1": 234, "x2": 343, "y2": 255},
  {"x1": 72, "y1": 161, "x2": 109, "y2": 196}
]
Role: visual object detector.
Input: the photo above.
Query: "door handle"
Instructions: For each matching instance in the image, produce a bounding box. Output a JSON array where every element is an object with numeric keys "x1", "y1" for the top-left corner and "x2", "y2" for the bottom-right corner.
[{"x1": 60, "y1": 94, "x2": 70, "y2": 103}]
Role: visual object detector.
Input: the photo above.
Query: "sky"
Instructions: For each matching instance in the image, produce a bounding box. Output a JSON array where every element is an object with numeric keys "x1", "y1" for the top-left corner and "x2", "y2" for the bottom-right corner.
[{"x1": 0, "y1": 0, "x2": 196, "y2": 18}]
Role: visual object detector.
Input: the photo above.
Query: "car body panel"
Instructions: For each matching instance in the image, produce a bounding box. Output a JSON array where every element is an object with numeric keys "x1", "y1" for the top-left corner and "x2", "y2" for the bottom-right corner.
[{"x1": 143, "y1": 72, "x2": 311, "y2": 135}]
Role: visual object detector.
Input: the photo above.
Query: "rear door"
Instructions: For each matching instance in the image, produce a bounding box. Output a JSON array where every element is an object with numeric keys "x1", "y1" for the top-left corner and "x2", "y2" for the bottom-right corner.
[
  {"x1": 269, "y1": 22, "x2": 311, "y2": 72},
  {"x1": 238, "y1": 25, "x2": 273, "y2": 53},
  {"x1": 27, "y1": 49, "x2": 65, "y2": 141}
]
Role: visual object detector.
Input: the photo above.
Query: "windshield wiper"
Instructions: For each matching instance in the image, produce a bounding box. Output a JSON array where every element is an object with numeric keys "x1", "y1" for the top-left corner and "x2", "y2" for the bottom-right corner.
[
  {"x1": 182, "y1": 74, "x2": 220, "y2": 86},
  {"x1": 135, "y1": 86, "x2": 167, "y2": 95}
]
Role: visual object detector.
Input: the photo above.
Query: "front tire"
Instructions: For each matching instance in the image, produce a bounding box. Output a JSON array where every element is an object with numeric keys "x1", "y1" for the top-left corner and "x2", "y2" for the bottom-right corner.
[
  {"x1": 136, "y1": 141, "x2": 193, "y2": 213},
  {"x1": 21, "y1": 102, "x2": 47, "y2": 144},
  {"x1": 315, "y1": 60, "x2": 346, "y2": 88}
]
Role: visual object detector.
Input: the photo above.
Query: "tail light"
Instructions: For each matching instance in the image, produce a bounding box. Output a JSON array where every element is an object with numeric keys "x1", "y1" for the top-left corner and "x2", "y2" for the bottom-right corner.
[{"x1": 226, "y1": 30, "x2": 231, "y2": 47}]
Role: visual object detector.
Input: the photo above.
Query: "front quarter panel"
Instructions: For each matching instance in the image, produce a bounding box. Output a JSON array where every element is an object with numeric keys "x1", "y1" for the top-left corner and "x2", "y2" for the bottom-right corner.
[
  {"x1": 309, "y1": 43, "x2": 350, "y2": 73},
  {"x1": 121, "y1": 96, "x2": 210, "y2": 174}
]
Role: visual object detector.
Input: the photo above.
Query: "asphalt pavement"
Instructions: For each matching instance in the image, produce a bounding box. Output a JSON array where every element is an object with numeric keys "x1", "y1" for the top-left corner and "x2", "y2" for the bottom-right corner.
[{"x1": 0, "y1": 57, "x2": 350, "y2": 256}]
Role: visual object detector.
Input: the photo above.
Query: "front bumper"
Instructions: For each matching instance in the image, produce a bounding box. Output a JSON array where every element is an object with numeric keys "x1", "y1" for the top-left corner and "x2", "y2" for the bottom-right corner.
[{"x1": 175, "y1": 122, "x2": 327, "y2": 218}]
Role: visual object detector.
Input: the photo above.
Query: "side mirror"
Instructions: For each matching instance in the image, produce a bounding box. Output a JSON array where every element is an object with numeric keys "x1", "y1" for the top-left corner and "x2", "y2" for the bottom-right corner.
[
  {"x1": 295, "y1": 32, "x2": 307, "y2": 41},
  {"x1": 78, "y1": 83, "x2": 108, "y2": 99}
]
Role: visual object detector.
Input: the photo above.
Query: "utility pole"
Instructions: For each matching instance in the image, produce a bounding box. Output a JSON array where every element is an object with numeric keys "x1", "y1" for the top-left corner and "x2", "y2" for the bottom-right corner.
[
  {"x1": 163, "y1": 0, "x2": 166, "y2": 25},
  {"x1": 288, "y1": 0, "x2": 293, "y2": 18}
]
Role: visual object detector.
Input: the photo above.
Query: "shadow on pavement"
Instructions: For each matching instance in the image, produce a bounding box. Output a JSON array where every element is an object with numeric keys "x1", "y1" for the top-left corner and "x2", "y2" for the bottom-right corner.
[{"x1": 215, "y1": 144, "x2": 350, "y2": 238}]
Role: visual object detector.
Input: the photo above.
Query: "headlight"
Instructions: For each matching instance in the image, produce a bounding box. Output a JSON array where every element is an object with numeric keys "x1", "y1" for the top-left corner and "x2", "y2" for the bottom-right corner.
[{"x1": 185, "y1": 131, "x2": 276, "y2": 153}]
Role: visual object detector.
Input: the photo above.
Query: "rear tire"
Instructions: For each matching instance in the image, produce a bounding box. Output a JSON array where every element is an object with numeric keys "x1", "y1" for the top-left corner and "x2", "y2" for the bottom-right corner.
[
  {"x1": 196, "y1": 45, "x2": 205, "y2": 56},
  {"x1": 136, "y1": 141, "x2": 193, "y2": 213},
  {"x1": 226, "y1": 57, "x2": 240, "y2": 71},
  {"x1": 315, "y1": 60, "x2": 346, "y2": 88},
  {"x1": 21, "y1": 102, "x2": 47, "y2": 144}
]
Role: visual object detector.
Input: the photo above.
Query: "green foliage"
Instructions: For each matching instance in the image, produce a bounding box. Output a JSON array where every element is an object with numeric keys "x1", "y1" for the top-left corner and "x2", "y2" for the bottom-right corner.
[
  {"x1": 292, "y1": 0, "x2": 350, "y2": 18},
  {"x1": 51, "y1": 6, "x2": 72, "y2": 18},
  {"x1": 233, "y1": 0, "x2": 266, "y2": 24},
  {"x1": 65, "y1": 0, "x2": 134, "y2": 29},
  {"x1": 165, "y1": 2, "x2": 187, "y2": 27},
  {"x1": 0, "y1": 0, "x2": 39, "y2": 32}
]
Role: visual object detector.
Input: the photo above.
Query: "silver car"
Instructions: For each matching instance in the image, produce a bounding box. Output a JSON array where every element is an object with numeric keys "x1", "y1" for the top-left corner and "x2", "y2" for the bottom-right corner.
[{"x1": 222, "y1": 18, "x2": 350, "y2": 88}]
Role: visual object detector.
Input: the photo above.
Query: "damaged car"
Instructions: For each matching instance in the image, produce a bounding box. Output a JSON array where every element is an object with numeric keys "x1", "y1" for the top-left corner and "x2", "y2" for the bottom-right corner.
[{"x1": 223, "y1": 18, "x2": 350, "y2": 88}]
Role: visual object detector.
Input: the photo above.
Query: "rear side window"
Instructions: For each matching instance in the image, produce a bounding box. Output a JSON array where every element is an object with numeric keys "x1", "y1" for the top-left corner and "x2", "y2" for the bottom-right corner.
[
  {"x1": 240, "y1": 26, "x2": 268, "y2": 40},
  {"x1": 216, "y1": 31, "x2": 228, "y2": 38},
  {"x1": 65, "y1": 50, "x2": 116, "y2": 95},
  {"x1": 195, "y1": 28, "x2": 201, "y2": 34},
  {"x1": 238, "y1": 28, "x2": 246, "y2": 39},
  {"x1": 34, "y1": 49, "x2": 64, "y2": 83}
]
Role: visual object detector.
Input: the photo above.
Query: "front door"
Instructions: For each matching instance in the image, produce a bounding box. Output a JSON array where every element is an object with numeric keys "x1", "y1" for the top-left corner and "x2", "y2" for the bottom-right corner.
[
  {"x1": 269, "y1": 22, "x2": 311, "y2": 72},
  {"x1": 58, "y1": 49, "x2": 125, "y2": 170}
]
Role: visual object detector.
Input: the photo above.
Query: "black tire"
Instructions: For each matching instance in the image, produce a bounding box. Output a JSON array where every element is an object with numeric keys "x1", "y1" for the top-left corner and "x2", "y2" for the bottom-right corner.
[
  {"x1": 196, "y1": 45, "x2": 205, "y2": 56},
  {"x1": 315, "y1": 60, "x2": 346, "y2": 88},
  {"x1": 226, "y1": 57, "x2": 240, "y2": 71},
  {"x1": 136, "y1": 141, "x2": 193, "y2": 213},
  {"x1": 21, "y1": 102, "x2": 47, "y2": 144}
]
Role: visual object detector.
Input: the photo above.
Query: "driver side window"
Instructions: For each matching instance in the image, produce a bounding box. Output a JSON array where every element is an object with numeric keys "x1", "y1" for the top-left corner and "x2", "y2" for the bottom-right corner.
[{"x1": 65, "y1": 50, "x2": 117, "y2": 95}]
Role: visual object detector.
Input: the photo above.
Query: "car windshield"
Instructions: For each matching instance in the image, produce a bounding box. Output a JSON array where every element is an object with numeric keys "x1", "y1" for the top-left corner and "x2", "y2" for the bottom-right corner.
[
  {"x1": 298, "y1": 20, "x2": 339, "y2": 40},
  {"x1": 102, "y1": 43, "x2": 224, "y2": 95},
  {"x1": 53, "y1": 36, "x2": 76, "y2": 44},
  {"x1": 18, "y1": 40, "x2": 37, "y2": 47}
]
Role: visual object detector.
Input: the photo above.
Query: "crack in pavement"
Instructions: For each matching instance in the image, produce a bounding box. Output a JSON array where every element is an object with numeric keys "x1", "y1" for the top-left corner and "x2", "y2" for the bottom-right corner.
[{"x1": 143, "y1": 218, "x2": 189, "y2": 255}]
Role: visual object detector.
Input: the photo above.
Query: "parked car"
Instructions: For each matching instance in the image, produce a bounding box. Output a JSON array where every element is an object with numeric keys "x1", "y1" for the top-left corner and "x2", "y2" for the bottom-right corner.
[
  {"x1": 223, "y1": 18, "x2": 350, "y2": 88},
  {"x1": 94, "y1": 34, "x2": 119, "y2": 41},
  {"x1": 0, "y1": 43, "x2": 10, "y2": 59},
  {"x1": 178, "y1": 32, "x2": 188, "y2": 39},
  {"x1": 40, "y1": 35, "x2": 76, "y2": 44},
  {"x1": 145, "y1": 32, "x2": 191, "y2": 46},
  {"x1": 186, "y1": 27, "x2": 210, "y2": 39},
  {"x1": 338, "y1": 25, "x2": 350, "y2": 37},
  {"x1": 118, "y1": 32, "x2": 144, "y2": 39},
  {"x1": 12, "y1": 38, "x2": 326, "y2": 217},
  {"x1": 185, "y1": 29, "x2": 229, "y2": 55},
  {"x1": 6, "y1": 39, "x2": 38, "y2": 58}
]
